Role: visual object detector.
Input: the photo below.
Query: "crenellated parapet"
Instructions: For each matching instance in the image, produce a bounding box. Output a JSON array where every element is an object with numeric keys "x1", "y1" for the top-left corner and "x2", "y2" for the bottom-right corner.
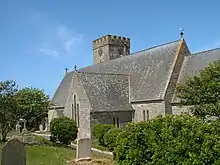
[{"x1": 93, "y1": 34, "x2": 130, "y2": 50}]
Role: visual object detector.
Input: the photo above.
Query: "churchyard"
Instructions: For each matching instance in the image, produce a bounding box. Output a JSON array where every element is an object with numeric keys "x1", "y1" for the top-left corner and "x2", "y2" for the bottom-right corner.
[
  {"x1": 0, "y1": 133, "x2": 114, "y2": 165},
  {"x1": 1, "y1": 59, "x2": 220, "y2": 164}
]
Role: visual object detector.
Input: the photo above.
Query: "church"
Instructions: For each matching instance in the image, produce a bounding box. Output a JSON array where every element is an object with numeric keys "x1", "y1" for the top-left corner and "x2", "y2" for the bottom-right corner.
[{"x1": 48, "y1": 32, "x2": 220, "y2": 129}]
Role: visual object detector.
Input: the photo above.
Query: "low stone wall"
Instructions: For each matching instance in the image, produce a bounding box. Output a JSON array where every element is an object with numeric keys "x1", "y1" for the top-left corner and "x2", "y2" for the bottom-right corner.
[
  {"x1": 70, "y1": 143, "x2": 113, "y2": 158},
  {"x1": 32, "y1": 133, "x2": 113, "y2": 158}
]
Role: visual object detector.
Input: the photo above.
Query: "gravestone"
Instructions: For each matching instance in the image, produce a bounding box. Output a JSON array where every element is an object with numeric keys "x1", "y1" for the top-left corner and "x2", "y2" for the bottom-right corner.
[
  {"x1": 16, "y1": 123, "x2": 21, "y2": 134},
  {"x1": 39, "y1": 124, "x2": 43, "y2": 132},
  {"x1": 22, "y1": 120, "x2": 27, "y2": 133},
  {"x1": 1, "y1": 139, "x2": 26, "y2": 165}
]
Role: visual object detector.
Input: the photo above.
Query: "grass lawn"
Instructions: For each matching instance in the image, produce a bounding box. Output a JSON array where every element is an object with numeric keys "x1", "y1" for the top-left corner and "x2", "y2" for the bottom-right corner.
[
  {"x1": 0, "y1": 144, "x2": 113, "y2": 165},
  {"x1": 0, "y1": 142, "x2": 113, "y2": 165},
  {"x1": 26, "y1": 145, "x2": 75, "y2": 165}
]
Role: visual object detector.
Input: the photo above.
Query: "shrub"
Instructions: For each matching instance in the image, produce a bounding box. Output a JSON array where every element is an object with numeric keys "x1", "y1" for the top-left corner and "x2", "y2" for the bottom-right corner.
[
  {"x1": 50, "y1": 117, "x2": 77, "y2": 145},
  {"x1": 114, "y1": 115, "x2": 220, "y2": 165},
  {"x1": 103, "y1": 127, "x2": 121, "y2": 151},
  {"x1": 92, "y1": 124, "x2": 113, "y2": 146},
  {"x1": 34, "y1": 135, "x2": 53, "y2": 146}
]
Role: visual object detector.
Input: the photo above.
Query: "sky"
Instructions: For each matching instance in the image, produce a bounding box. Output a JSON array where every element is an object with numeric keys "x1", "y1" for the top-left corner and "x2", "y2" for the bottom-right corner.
[{"x1": 0, "y1": 0, "x2": 220, "y2": 98}]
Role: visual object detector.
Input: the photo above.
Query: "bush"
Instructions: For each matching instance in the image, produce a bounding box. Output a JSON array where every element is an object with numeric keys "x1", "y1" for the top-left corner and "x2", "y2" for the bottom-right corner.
[
  {"x1": 114, "y1": 115, "x2": 220, "y2": 165},
  {"x1": 92, "y1": 124, "x2": 113, "y2": 146},
  {"x1": 103, "y1": 127, "x2": 121, "y2": 151},
  {"x1": 34, "y1": 135, "x2": 53, "y2": 146},
  {"x1": 50, "y1": 117, "x2": 77, "y2": 145}
]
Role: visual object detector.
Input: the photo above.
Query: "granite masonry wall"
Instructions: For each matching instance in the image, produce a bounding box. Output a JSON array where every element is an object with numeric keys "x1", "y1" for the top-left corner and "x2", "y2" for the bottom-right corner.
[
  {"x1": 164, "y1": 40, "x2": 190, "y2": 115},
  {"x1": 90, "y1": 111, "x2": 133, "y2": 127},
  {"x1": 172, "y1": 105, "x2": 192, "y2": 115},
  {"x1": 131, "y1": 101, "x2": 166, "y2": 121}
]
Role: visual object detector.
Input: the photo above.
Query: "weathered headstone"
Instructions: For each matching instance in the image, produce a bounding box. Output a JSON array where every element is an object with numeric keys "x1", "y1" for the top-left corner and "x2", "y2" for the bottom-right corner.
[
  {"x1": 1, "y1": 139, "x2": 26, "y2": 165},
  {"x1": 16, "y1": 123, "x2": 21, "y2": 134},
  {"x1": 22, "y1": 120, "x2": 27, "y2": 133},
  {"x1": 39, "y1": 124, "x2": 43, "y2": 132}
]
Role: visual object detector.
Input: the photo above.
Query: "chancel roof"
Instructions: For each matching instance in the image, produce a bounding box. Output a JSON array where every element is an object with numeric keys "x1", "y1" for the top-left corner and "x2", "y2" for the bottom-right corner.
[{"x1": 172, "y1": 48, "x2": 220, "y2": 103}]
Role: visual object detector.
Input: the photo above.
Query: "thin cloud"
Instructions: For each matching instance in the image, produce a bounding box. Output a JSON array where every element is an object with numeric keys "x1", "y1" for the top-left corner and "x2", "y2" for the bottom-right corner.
[
  {"x1": 39, "y1": 48, "x2": 59, "y2": 57},
  {"x1": 30, "y1": 11, "x2": 83, "y2": 58},
  {"x1": 57, "y1": 25, "x2": 83, "y2": 52}
]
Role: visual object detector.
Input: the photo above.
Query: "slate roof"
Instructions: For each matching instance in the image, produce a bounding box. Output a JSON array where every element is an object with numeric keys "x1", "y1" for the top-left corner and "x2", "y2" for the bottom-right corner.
[
  {"x1": 172, "y1": 48, "x2": 220, "y2": 103},
  {"x1": 51, "y1": 39, "x2": 182, "y2": 110},
  {"x1": 51, "y1": 72, "x2": 74, "y2": 106},
  {"x1": 79, "y1": 40, "x2": 181, "y2": 102},
  {"x1": 77, "y1": 72, "x2": 133, "y2": 112}
]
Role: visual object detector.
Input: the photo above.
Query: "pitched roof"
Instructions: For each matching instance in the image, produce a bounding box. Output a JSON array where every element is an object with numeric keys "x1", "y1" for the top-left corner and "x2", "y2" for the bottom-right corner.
[
  {"x1": 77, "y1": 72, "x2": 133, "y2": 112},
  {"x1": 79, "y1": 40, "x2": 181, "y2": 101},
  {"x1": 51, "y1": 39, "x2": 182, "y2": 108},
  {"x1": 172, "y1": 48, "x2": 220, "y2": 103},
  {"x1": 50, "y1": 72, "x2": 74, "y2": 106}
]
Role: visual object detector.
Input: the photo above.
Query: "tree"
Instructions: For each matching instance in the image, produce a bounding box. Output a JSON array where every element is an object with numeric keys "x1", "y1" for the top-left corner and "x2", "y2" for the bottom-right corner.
[
  {"x1": 0, "y1": 80, "x2": 18, "y2": 141},
  {"x1": 15, "y1": 87, "x2": 50, "y2": 131},
  {"x1": 176, "y1": 60, "x2": 220, "y2": 118},
  {"x1": 114, "y1": 115, "x2": 220, "y2": 165},
  {"x1": 50, "y1": 117, "x2": 77, "y2": 145}
]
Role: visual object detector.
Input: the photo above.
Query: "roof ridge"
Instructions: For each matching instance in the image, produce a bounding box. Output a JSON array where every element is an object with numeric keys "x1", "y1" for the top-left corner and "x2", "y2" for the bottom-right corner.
[
  {"x1": 77, "y1": 71, "x2": 129, "y2": 76},
  {"x1": 192, "y1": 47, "x2": 220, "y2": 56},
  {"x1": 78, "y1": 39, "x2": 181, "y2": 72},
  {"x1": 130, "y1": 39, "x2": 181, "y2": 56}
]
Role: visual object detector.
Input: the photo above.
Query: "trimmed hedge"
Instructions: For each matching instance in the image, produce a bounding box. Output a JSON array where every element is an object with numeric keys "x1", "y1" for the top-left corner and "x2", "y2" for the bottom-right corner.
[
  {"x1": 50, "y1": 117, "x2": 77, "y2": 145},
  {"x1": 114, "y1": 115, "x2": 220, "y2": 165}
]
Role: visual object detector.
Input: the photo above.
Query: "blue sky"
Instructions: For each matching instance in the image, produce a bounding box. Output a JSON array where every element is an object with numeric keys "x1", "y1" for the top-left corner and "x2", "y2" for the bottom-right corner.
[{"x1": 0, "y1": 0, "x2": 220, "y2": 98}]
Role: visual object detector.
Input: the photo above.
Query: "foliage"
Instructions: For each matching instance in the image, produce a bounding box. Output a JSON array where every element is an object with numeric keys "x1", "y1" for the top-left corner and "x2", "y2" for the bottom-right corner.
[
  {"x1": 176, "y1": 60, "x2": 220, "y2": 117},
  {"x1": 114, "y1": 115, "x2": 220, "y2": 165},
  {"x1": 50, "y1": 117, "x2": 77, "y2": 145},
  {"x1": 33, "y1": 135, "x2": 53, "y2": 146},
  {"x1": 26, "y1": 145, "x2": 76, "y2": 165},
  {"x1": 0, "y1": 80, "x2": 18, "y2": 141},
  {"x1": 92, "y1": 124, "x2": 113, "y2": 146},
  {"x1": 15, "y1": 87, "x2": 50, "y2": 130},
  {"x1": 103, "y1": 127, "x2": 121, "y2": 151}
]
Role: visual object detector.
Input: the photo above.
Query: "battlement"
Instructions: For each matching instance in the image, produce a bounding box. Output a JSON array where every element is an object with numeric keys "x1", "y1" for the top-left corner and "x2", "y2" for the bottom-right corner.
[{"x1": 93, "y1": 34, "x2": 130, "y2": 50}]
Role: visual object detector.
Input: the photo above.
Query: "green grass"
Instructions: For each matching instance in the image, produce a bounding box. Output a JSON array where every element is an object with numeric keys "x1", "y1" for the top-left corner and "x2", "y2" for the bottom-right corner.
[
  {"x1": 0, "y1": 142, "x2": 112, "y2": 165},
  {"x1": 26, "y1": 145, "x2": 75, "y2": 165}
]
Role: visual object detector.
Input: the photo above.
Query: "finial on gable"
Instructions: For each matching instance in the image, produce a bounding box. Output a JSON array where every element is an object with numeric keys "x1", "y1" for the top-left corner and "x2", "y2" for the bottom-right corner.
[
  {"x1": 180, "y1": 28, "x2": 184, "y2": 39},
  {"x1": 65, "y1": 68, "x2": 68, "y2": 75},
  {"x1": 74, "y1": 65, "x2": 77, "y2": 71}
]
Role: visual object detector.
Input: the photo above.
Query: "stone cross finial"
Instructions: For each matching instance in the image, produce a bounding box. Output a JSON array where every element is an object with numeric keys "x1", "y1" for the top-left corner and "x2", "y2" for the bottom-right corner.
[
  {"x1": 74, "y1": 65, "x2": 77, "y2": 71},
  {"x1": 180, "y1": 28, "x2": 184, "y2": 39},
  {"x1": 65, "y1": 68, "x2": 68, "y2": 74}
]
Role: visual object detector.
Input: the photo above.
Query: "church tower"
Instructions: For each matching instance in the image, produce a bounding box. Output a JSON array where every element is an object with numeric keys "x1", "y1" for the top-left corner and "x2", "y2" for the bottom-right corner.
[{"x1": 92, "y1": 35, "x2": 131, "y2": 64}]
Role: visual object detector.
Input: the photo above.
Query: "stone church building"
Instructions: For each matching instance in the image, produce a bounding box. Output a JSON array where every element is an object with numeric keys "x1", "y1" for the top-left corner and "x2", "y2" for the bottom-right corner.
[{"x1": 48, "y1": 33, "x2": 220, "y2": 128}]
